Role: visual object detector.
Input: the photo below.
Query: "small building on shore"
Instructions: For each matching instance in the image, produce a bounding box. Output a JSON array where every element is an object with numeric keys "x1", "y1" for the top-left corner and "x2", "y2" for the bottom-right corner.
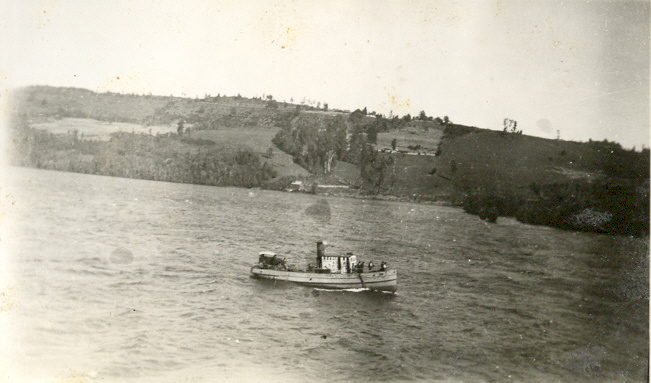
[{"x1": 288, "y1": 180, "x2": 306, "y2": 192}]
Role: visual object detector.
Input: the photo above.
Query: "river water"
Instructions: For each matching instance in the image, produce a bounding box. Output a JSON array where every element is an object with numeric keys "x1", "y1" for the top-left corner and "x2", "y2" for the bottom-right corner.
[{"x1": 1, "y1": 167, "x2": 648, "y2": 382}]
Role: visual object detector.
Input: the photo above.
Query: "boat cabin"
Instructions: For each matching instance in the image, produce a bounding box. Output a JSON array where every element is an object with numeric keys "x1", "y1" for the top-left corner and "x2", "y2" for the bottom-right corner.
[
  {"x1": 316, "y1": 241, "x2": 357, "y2": 274},
  {"x1": 318, "y1": 253, "x2": 357, "y2": 274}
]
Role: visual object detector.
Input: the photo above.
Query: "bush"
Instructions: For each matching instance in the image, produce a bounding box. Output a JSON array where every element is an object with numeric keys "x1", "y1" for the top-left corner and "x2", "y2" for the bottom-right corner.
[
  {"x1": 462, "y1": 189, "x2": 525, "y2": 218},
  {"x1": 515, "y1": 180, "x2": 649, "y2": 236},
  {"x1": 441, "y1": 124, "x2": 480, "y2": 140}
]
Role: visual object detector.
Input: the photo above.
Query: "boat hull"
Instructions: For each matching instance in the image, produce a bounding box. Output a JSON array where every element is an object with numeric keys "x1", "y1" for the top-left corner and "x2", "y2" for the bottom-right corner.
[{"x1": 250, "y1": 267, "x2": 397, "y2": 292}]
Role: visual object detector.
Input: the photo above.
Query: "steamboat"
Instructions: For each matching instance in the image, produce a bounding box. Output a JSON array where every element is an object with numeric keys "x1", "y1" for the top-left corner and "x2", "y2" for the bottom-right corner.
[{"x1": 250, "y1": 241, "x2": 397, "y2": 292}]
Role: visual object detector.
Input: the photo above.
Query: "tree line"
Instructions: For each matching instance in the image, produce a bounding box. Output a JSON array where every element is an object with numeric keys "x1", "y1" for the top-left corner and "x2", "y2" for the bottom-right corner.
[
  {"x1": 272, "y1": 110, "x2": 404, "y2": 191},
  {"x1": 10, "y1": 115, "x2": 277, "y2": 189}
]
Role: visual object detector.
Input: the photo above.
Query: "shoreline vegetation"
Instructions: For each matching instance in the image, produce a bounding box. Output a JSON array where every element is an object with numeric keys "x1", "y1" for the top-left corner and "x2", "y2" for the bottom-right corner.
[
  {"x1": 11, "y1": 123, "x2": 279, "y2": 189},
  {"x1": 8, "y1": 85, "x2": 650, "y2": 237}
]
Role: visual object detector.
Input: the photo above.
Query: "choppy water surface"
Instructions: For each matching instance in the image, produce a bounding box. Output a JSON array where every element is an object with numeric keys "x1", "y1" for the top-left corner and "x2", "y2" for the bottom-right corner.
[{"x1": 2, "y1": 167, "x2": 648, "y2": 382}]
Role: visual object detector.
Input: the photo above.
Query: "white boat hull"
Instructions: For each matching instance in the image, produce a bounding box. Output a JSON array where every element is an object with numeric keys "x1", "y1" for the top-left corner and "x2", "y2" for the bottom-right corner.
[{"x1": 250, "y1": 266, "x2": 397, "y2": 292}]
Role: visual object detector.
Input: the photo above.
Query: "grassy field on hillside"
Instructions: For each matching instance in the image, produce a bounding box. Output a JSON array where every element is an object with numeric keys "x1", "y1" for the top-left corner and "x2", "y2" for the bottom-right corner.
[
  {"x1": 377, "y1": 126, "x2": 444, "y2": 154},
  {"x1": 193, "y1": 129, "x2": 309, "y2": 178},
  {"x1": 437, "y1": 131, "x2": 575, "y2": 190},
  {"x1": 389, "y1": 153, "x2": 452, "y2": 199},
  {"x1": 11, "y1": 85, "x2": 304, "y2": 127},
  {"x1": 11, "y1": 86, "x2": 169, "y2": 123},
  {"x1": 12, "y1": 86, "x2": 312, "y2": 180},
  {"x1": 435, "y1": 129, "x2": 648, "y2": 190}
]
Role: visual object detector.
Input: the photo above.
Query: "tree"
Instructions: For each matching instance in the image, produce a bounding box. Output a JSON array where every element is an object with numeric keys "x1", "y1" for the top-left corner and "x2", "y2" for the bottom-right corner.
[
  {"x1": 350, "y1": 109, "x2": 365, "y2": 123},
  {"x1": 323, "y1": 103, "x2": 328, "y2": 111},
  {"x1": 361, "y1": 145, "x2": 395, "y2": 193},
  {"x1": 419, "y1": 110, "x2": 427, "y2": 120},
  {"x1": 503, "y1": 118, "x2": 521, "y2": 134},
  {"x1": 177, "y1": 119, "x2": 185, "y2": 135},
  {"x1": 391, "y1": 138, "x2": 397, "y2": 151},
  {"x1": 503, "y1": 118, "x2": 515, "y2": 132},
  {"x1": 365, "y1": 124, "x2": 378, "y2": 144}
]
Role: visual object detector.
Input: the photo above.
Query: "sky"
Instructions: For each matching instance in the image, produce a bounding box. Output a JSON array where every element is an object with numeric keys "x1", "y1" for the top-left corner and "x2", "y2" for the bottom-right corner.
[{"x1": 2, "y1": 0, "x2": 649, "y2": 148}]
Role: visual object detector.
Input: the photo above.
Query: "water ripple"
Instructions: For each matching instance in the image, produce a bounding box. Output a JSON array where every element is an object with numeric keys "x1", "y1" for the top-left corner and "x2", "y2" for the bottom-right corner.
[{"x1": 4, "y1": 167, "x2": 648, "y2": 383}]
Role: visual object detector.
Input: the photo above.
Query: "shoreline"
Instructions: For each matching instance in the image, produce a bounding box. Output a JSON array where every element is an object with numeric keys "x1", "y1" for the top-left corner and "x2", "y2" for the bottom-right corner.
[
  {"x1": 8, "y1": 85, "x2": 648, "y2": 239},
  {"x1": 8, "y1": 164, "x2": 647, "y2": 239},
  {"x1": 7, "y1": 163, "x2": 455, "y2": 208}
]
